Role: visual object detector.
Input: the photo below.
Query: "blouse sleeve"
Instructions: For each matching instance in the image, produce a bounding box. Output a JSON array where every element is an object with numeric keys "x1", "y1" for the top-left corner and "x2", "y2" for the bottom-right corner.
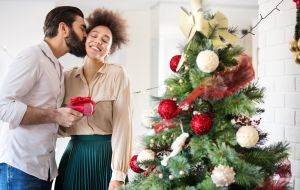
[{"x1": 110, "y1": 67, "x2": 132, "y2": 182}]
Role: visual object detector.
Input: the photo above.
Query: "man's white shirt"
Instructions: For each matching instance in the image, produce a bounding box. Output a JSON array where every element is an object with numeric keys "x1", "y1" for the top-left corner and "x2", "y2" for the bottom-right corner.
[{"x1": 0, "y1": 41, "x2": 64, "y2": 181}]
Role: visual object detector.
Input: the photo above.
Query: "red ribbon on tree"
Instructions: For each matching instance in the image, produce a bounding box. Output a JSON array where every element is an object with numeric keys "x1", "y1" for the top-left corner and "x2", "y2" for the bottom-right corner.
[
  {"x1": 294, "y1": 0, "x2": 300, "y2": 8},
  {"x1": 153, "y1": 120, "x2": 178, "y2": 133},
  {"x1": 253, "y1": 160, "x2": 291, "y2": 190},
  {"x1": 67, "y1": 96, "x2": 96, "y2": 116},
  {"x1": 152, "y1": 54, "x2": 254, "y2": 133},
  {"x1": 174, "y1": 54, "x2": 255, "y2": 115}
]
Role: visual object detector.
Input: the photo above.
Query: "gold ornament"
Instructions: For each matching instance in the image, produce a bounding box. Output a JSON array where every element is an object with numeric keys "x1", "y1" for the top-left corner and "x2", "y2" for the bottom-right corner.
[
  {"x1": 290, "y1": 39, "x2": 298, "y2": 52},
  {"x1": 179, "y1": 79, "x2": 183, "y2": 84},
  {"x1": 150, "y1": 139, "x2": 155, "y2": 144},
  {"x1": 184, "y1": 66, "x2": 189, "y2": 71},
  {"x1": 162, "y1": 135, "x2": 167, "y2": 140},
  {"x1": 295, "y1": 51, "x2": 300, "y2": 64},
  {"x1": 159, "y1": 173, "x2": 163, "y2": 179},
  {"x1": 179, "y1": 170, "x2": 185, "y2": 176}
]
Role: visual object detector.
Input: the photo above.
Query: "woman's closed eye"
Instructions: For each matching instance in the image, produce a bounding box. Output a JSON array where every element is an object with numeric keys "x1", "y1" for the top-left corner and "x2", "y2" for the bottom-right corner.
[
  {"x1": 102, "y1": 37, "x2": 109, "y2": 43},
  {"x1": 90, "y1": 34, "x2": 97, "y2": 38}
]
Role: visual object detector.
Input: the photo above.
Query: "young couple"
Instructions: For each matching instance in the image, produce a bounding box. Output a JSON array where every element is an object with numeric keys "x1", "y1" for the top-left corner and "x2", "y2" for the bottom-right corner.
[{"x1": 0, "y1": 6, "x2": 132, "y2": 190}]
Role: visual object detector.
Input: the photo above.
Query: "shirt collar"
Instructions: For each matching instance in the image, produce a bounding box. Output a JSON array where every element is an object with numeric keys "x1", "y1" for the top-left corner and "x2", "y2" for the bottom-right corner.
[
  {"x1": 75, "y1": 66, "x2": 84, "y2": 78},
  {"x1": 75, "y1": 60, "x2": 108, "y2": 78},
  {"x1": 39, "y1": 41, "x2": 61, "y2": 66}
]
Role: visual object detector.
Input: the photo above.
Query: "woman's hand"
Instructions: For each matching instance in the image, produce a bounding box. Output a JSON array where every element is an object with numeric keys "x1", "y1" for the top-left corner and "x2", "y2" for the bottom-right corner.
[{"x1": 108, "y1": 180, "x2": 124, "y2": 190}]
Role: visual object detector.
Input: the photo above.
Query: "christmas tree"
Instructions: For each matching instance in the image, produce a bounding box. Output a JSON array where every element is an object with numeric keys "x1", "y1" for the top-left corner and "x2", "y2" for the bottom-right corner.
[{"x1": 126, "y1": 1, "x2": 291, "y2": 189}]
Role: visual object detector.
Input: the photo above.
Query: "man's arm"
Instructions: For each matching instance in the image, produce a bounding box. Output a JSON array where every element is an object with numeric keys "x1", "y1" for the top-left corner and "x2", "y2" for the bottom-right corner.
[
  {"x1": 21, "y1": 106, "x2": 82, "y2": 127},
  {"x1": 0, "y1": 47, "x2": 82, "y2": 128}
]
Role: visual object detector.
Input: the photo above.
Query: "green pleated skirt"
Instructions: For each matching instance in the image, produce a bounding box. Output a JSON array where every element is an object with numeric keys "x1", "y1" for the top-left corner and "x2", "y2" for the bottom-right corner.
[{"x1": 54, "y1": 135, "x2": 112, "y2": 190}]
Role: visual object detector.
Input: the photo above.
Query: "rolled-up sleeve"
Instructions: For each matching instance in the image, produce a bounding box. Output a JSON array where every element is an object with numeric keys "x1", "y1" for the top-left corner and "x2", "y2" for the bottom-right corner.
[
  {"x1": 0, "y1": 48, "x2": 39, "y2": 128},
  {"x1": 111, "y1": 68, "x2": 132, "y2": 182}
]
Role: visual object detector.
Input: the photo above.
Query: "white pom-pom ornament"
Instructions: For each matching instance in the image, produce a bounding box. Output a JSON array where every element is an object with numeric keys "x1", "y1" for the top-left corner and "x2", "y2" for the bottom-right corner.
[
  {"x1": 211, "y1": 164, "x2": 235, "y2": 187},
  {"x1": 141, "y1": 108, "x2": 156, "y2": 128},
  {"x1": 137, "y1": 149, "x2": 155, "y2": 170},
  {"x1": 196, "y1": 50, "x2": 219, "y2": 73},
  {"x1": 137, "y1": 149, "x2": 155, "y2": 162},
  {"x1": 236, "y1": 125, "x2": 259, "y2": 148}
]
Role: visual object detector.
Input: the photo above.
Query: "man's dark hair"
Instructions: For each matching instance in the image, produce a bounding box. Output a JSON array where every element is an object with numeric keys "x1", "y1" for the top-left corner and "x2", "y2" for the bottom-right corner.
[{"x1": 43, "y1": 6, "x2": 84, "y2": 38}]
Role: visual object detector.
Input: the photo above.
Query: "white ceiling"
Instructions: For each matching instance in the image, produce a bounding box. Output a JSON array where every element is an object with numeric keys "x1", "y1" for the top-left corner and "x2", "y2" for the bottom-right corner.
[
  {"x1": 54, "y1": 0, "x2": 258, "y2": 11},
  {"x1": 55, "y1": 0, "x2": 169, "y2": 11},
  {"x1": 0, "y1": 0, "x2": 258, "y2": 12}
]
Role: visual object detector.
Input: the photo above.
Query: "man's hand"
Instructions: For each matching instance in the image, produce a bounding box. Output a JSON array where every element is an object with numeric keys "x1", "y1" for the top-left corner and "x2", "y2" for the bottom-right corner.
[
  {"x1": 108, "y1": 180, "x2": 124, "y2": 190},
  {"x1": 54, "y1": 107, "x2": 83, "y2": 127},
  {"x1": 20, "y1": 106, "x2": 83, "y2": 126}
]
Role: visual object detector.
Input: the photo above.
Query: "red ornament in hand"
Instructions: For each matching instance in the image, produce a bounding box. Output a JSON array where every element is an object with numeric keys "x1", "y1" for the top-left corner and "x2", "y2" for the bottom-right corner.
[
  {"x1": 67, "y1": 96, "x2": 96, "y2": 116},
  {"x1": 158, "y1": 99, "x2": 178, "y2": 120},
  {"x1": 191, "y1": 114, "x2": 212, "y2": 135},
  {"x1": 170, "y1": 55, "x2": 182, "y2": 73},
  {"x1": 129, "y1": 155, "x2": 144, "y2": 173}
]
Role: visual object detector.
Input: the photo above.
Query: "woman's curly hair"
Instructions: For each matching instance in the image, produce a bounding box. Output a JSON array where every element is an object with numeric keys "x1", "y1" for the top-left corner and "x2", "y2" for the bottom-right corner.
[{"x1": 86, "y1": 8, "x2": 128, "y2": 54}]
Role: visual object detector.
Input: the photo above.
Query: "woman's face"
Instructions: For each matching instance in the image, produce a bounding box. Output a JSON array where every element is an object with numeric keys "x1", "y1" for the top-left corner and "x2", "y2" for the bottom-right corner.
[{"x1": 85, "y1": 25, "x2": 113, "y2": 60}]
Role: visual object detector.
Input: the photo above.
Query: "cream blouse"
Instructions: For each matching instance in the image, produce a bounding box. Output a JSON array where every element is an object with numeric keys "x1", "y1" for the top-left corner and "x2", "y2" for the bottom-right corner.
[{"x1": 60, "y1": 63, "x2": 132, "y2": 182}]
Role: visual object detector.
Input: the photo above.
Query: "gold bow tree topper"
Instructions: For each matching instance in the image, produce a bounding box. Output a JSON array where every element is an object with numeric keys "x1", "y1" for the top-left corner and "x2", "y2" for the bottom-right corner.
[{"x1": 176, "y1": 0, "x2": 239, "y2": 71}]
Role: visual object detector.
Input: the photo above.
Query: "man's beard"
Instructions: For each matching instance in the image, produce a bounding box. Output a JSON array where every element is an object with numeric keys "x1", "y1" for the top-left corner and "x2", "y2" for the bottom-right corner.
[{"x1": 65, "y1": 29, "x2": 86, "y2": 57}]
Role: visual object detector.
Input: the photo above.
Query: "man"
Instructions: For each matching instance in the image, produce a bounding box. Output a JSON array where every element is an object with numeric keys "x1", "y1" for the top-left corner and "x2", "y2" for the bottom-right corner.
[{"x1": 0, "y1": 6, "x2": 87, "y2": 190}]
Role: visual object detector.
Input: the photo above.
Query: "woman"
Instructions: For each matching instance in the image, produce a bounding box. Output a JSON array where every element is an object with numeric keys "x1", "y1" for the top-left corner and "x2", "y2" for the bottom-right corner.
[{"x1": 55, "y1": 8, "x2": 132, "y2": 190}]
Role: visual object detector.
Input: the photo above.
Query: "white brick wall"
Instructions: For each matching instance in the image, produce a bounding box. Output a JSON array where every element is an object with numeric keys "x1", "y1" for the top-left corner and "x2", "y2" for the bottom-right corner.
[{"x1": 258, "y1": 0, "x2": 300, "y2": 188}]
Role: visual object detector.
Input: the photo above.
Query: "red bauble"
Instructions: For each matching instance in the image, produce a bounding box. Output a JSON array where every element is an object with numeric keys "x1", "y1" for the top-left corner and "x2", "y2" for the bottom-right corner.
[
  {"x1": 129, "y1": 155, "x2": 144, "y2": 173},
  {"x1": 158, "y1": 99, "x2": 178, "y2": 120},
  {"x1": 170, "y1": 55, "x2": 182, "y2": 72},
  {"x1": 190, "y1": 114, "x2": 212, "y2": 135}
]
